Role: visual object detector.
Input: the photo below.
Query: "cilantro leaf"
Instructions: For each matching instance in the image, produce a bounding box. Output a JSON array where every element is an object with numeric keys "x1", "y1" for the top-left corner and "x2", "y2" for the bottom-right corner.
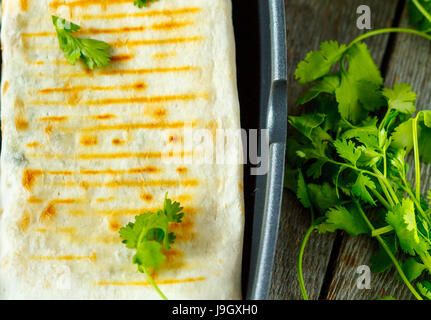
[
  {"x1": 391, "y1": 119, "x2": 415, "y2": 152},
  {"x1": 164, "y1": 196, "x2": 184, "y2": 223},
  {"x1": 296, "y1": 74, "x2": 340, "y2": 106},
  {"x1": 134, "y1": 0, "x2": 159, "y2": 8},
  {"x1": 382, "y1": 83, "x2": 417, "y2": 115},
  {"x1": 308, "y1": 183, "x2": 339, "y2": 214},
  {"x1": 297, "y1": 170, "x2": 311, "y2": 208},
  {"x1": 352, "y1": 173, "x2": 377, "y2": 205},
  {"x1": 386, "y1": 198, "x2": 429, "y2": 255},
  {"x1": 333, "y1": 139, "x2": 361, "y2": 166},
  {"x1": 52, "y1": 16, "x2": 111, "y2": 70},
  {"x1": 343, "y1": 125, "x2": 379, "y2": 149},
  {"x1": 317, "y1": 206, "x2": 369, "y2": 236},
  {"x1": 402, "y1": 257, "x2": 426, "y2": 282},
  {"x1": 295, "y1": 41, "x2": 348, "y2": 84},
  {"x1": 417, "y1": 281, "x2": 431, "y2": 299},
  {"x1": 335, "y1": 43, "x2": 384, "y2": 123},
  {"x1": 288, "y1": 113, "x2": 326, "y2": 139},
  {"x1": 134, "y1": 241, "x2": 166, "y2": 270}
]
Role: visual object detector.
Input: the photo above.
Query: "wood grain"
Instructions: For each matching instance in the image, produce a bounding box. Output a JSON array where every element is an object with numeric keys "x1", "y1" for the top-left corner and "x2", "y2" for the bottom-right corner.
[
  {"x1": 326, "y1": 3, "x2": 431, "y2": 300},
  {"x1": 270, "y1": 0, "x2": 400, "y2": 300}
]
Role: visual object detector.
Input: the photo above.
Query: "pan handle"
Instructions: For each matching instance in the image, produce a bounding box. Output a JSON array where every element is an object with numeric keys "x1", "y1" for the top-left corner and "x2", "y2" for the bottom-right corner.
[{"x1": 247, "y1": 0, "x2": 287, "y2": 300}]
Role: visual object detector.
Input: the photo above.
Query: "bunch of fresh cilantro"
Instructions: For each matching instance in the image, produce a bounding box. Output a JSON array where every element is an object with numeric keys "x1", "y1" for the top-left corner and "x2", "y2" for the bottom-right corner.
[{"x1": 288, "y1": 6, "x2": 431, "y2": 300}]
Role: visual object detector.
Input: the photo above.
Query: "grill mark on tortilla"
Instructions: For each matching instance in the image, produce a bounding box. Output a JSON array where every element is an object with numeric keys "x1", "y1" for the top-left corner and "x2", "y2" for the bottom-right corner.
[
  {"x1": 111, "y1": 138, "x2": 125, "y2": 146},
  {"x1": 29, "y1": 151, "x2": 193, "y2": 160},
  {"x1": 3, "y1": 81, "x2": 9, "y2": 94},
  {"x1": 95, "y1": 277, "x2": 205, "y2": 286},
  {"x1": 39, "y1": 116, "x2": 68, "y2": 122},
  {"x1": 26, "y1": 36, "x2": 203, "y2": 50},
  {"x1": 29, "y1": 93, "x2": 205, "y2": 106},
  {"x1": 15, "y1": 113, "x2": 29, "y2": 131},
  {"x1": 88, "y1": 114, "x2": 117, "y2": 120},
  {"x1": 27, "y1": 197, "x2": 43, "y2": 203},
  {"x1": 82, "y1": 7, "x2": 201, "y2": 20},
  {"x1": 76, "y1": 121, "x2": 195, "y2": 132},
  {"x1": 22, "y1": 21, "x2": 193, "y2": 37},
  {"x1": 175, "y1": 194, "x2": 193, "y2": 202},
  {"x1": 36, "y1": 66, "x2": 199, "y2": 78},
  {"x1": 100, "y1": 66, "x2": 198, "y2": 75},
  {"x1": 50, "y1": 0, "x2": 139, "y2": 9},
  {"x1": 109, "y1": 219, "x2": 121, "y2": 232},
  {"x1": 33, "y1": 227, "x2": 76, "y2": 233},
  {"x1": 26, "y1": 142, "x2": 40, "y2": 148},
  {"x1": 37, "y1": 121, "x2": 196, "y2": 135},
  {"x1": 40, "y1": 199, "x2": 87, "y2": 222},
  {"x1": 71, "y1": 206, "x2": 198, "y2": 217},
  {"x1": 111, "y1": 36, "x2": 203, "y2": 48},
  {"x1": 176, "y1": 167, "x2": 188, "y2": 174},
  {"x1": 80, "y1": 135, "x2": 99, "y2": 146},
  {"x1": 45, "y1": 125, "x2": 54, "y2": 135},
  {"x1": 38, "y1": 83, "x2": 147, "y2": 94},
  {"x1": 23, "y1": 169, "x2": 43, "y2": 191},
  {"x1": 53, "y1": 179, "x2": 199, "y2": 188},
  {"x1": 140, "y1": 193, "x2": 153, "y2": 202},
  {"x1": 40, "y1": 203, "x2": 56, "y2": 222},
  {"x1": 17, "y1": 212, "x2": 31, "y2": 233},
  {"x1": 97, "y1": 196, "x2": 116, "y2": 202},
  {"x1": 20, "y1": 0, "x2": 28, "y2": 11},
  {"x1": 25, "y1": 167, "x2": 161, "y2": 177},
  {"x1": 31, "y1": 253, "x2": 97, "y2": 262},
  {"x1": 152, "y1": 52, "x2": 177, "y2": 59},
  {"x1": 28, "y1": 54, "x2": 134, "y2": 65}
]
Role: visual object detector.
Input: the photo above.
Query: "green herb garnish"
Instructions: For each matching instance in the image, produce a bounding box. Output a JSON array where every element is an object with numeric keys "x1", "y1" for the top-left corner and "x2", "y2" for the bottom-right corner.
[
  {"x1": 119, "y1": 194, "x2": 184, "y2": 300},
  {"x1": 134, "y1": 0, "x2": 159, "y2": 8},
  {"x1": 290, "y1": 28, "x2": 431, "y2": 300},
  {"x1": 52, "y1": 16, "x2": 111, "y2": 70}
]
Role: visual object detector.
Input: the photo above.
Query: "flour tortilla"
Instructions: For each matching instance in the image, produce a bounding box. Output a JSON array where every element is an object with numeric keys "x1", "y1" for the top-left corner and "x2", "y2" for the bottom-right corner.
[{"x1": 0, "y1": 0, "x2": 244, "y2": 299}]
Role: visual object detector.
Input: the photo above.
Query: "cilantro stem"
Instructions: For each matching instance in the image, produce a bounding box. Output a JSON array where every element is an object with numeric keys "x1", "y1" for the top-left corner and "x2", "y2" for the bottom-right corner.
[
  {"x1": 354, "y1": 201, "x2": 423, "y2": 300},
  {"x1": 298, "y1": 225, "x2": 316, "y2": 300},
  {"x1": 412, "y1": 0, "x2": 431, "y2": 26},
  {"x1": 373, "y1": 168, "x2": 400, "y2": 205},
  {"x1": 370, "y1": 189, "x2": 391, "y2": 210},
  {"x1": 137, "y1": 230, "x2": 168, "y2": 300},
  {"x1": 378, "y1": 178, "x2": 396, "y2": 207},
  {"x1": 412, "y1": 115, "x2": 421, "y2": 202},
  {"x1": 326, "y1": 159, "x2": 381, "y2": 180},
  {"x1": 371, "y1": 225, "x2": 394, "y2": 237},
  {"x1": 372, "y1": 167, "x2": 396, "y2": 207},
  {"x1": 400, "y1": 183, "x2": 431, "y2": 225},
  {"x1": 350, "y1": 28, "x2": 431, "y2": 46},
  {"x1": 142, "y1": 266, "x2": 168, "y2": 300}
]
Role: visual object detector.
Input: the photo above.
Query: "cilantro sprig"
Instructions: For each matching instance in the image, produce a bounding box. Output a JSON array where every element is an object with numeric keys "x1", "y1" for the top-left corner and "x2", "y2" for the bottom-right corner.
[
  {"x1": 119, "y1": 194, "x2": 184, "y2": 300},
  {"x1": 290, "y1": 28, "x2": 431, "y2": 300},
  {"x1": 134, "y1": 0, "x2": 159, "y2": 8},
  {"x1": 52, "y1": 16, "x2": 111, "y2": 70}
]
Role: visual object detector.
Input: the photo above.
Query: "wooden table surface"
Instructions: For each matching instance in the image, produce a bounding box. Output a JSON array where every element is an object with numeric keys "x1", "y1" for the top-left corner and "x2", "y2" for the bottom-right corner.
[{"x1": 270, "y1": 0, "x2": 431, "y2": 300}]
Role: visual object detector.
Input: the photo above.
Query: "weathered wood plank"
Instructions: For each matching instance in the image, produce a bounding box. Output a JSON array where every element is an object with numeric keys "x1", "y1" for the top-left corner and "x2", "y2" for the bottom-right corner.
[
  {"x1": 270, "y1": 0, "x2": 399, "y2": 299},
  {"x1": 326, "y1": 4, "x2": 431, "y2": 300}
]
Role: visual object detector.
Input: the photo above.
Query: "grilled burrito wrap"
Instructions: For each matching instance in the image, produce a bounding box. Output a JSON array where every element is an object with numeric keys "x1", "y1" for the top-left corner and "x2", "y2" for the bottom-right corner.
[{"x1": 0, "y1": 0, "x2": 244, "y2": 299}]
